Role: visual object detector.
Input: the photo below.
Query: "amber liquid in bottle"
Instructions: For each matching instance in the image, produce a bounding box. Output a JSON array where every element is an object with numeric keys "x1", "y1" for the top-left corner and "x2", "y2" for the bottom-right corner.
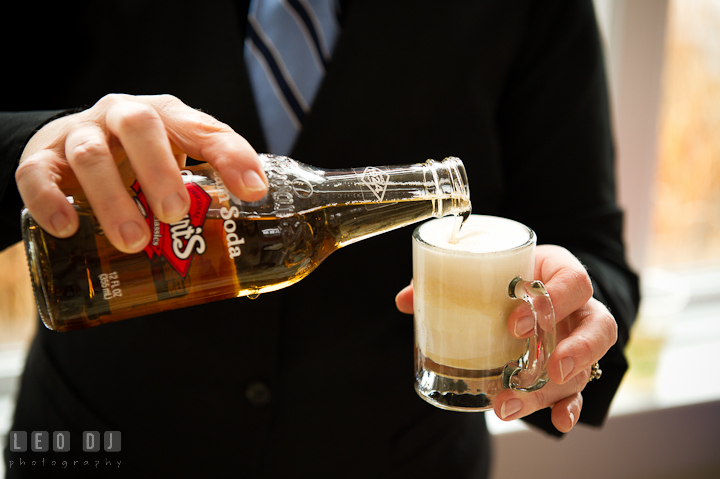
[{"x1": 23, "y1": 155, "x2": 470, "y2": 331}]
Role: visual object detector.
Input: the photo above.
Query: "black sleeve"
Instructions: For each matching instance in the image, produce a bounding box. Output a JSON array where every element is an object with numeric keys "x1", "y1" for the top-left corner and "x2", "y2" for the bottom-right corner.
[
  {"x1": 0, "y1": 110, "x2": 71, "y2": 250},
  {"x1": 495, "y1": 0, "x2": 640, "y2": 435}
]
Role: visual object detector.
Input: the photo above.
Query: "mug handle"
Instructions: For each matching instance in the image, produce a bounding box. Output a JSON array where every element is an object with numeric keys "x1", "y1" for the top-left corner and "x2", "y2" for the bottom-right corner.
[{"x1": 502, "y1": 277, "x2": 557, "y2": 392}]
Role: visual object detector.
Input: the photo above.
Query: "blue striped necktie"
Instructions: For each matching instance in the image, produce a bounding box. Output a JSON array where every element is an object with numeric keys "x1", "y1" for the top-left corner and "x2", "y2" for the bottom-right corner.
[{"x1": 245, "y1": 0, "x2": 341, "y2": 155}]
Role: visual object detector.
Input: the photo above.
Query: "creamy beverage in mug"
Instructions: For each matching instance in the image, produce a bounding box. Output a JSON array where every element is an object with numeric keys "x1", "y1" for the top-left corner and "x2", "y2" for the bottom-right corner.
[
  {"x1": 414, "y1": 215, "x2": 533, "y2": 370},
  {"x1": 413, "y1": 215, "x2": 555, "y2": 411}
]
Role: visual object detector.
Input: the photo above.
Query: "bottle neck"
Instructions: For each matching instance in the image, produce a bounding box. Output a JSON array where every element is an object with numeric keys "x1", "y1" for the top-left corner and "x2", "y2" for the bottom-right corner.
[
  {"x1": 422, "y1": 156, "x2": 471, "y2": 219},
  {"x1": 313, "y1": 156, "x2": 471, "y2": 247}
]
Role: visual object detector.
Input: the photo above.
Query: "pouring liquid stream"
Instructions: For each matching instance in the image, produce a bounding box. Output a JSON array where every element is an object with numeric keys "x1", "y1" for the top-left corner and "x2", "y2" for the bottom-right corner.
[{"x1": 449, "y1": 210, "x2": 471, "y2": 244}]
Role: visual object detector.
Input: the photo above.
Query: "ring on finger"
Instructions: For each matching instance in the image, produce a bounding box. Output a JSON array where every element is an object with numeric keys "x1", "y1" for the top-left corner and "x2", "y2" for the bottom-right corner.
[{"x1": 588, "y1": 362, "x2": 602, "y2": 382}]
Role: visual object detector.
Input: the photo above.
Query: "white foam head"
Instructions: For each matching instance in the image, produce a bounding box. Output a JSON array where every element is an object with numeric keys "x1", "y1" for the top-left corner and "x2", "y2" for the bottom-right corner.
[{"x1": 418, "y1": 215, "x2": 531, "y2": 253}]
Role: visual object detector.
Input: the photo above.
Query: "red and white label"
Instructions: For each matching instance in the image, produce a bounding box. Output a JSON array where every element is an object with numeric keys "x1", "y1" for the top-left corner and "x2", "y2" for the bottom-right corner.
[{"x1": 131, "y1": 180, "x2": 212, "y2": 278}]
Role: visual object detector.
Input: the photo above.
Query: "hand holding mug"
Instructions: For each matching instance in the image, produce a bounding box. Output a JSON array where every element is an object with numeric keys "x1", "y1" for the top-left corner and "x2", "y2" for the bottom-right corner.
[
  {"x1": 495, "y1": 244, "x2": 616, "y2": 432},
  {"x1": 396, "y1": 216, "x2": 617, "y2": 432}
]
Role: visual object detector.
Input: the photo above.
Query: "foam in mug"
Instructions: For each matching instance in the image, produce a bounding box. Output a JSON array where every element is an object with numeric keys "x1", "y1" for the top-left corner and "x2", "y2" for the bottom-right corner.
[{"x1": 413, "y1": 215, "x2": 534, "y2": 371}]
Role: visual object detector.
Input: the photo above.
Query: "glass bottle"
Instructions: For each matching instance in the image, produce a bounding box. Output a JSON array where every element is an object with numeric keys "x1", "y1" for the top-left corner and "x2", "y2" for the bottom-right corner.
[{"x1": 22, "y1": 154, "x2": 471, "y2": 331}]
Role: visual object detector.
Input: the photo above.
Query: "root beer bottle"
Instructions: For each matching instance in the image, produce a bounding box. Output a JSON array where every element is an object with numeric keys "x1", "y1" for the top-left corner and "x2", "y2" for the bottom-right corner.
[{"x1": 22, "y1": 154, "x2": 471, "y2": 331}]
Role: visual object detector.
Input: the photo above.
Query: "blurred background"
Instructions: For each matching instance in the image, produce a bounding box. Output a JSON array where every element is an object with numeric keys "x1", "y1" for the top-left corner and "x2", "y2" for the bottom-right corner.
[
  {"x1": 1, "y1": 0, "x2": 720, "y2": 478},
  {"x1": 488, "y1": 1, "x2": 720, "y2": 478}
]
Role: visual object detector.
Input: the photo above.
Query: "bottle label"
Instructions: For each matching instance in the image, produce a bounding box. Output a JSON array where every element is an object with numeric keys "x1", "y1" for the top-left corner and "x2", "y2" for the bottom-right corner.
[{"x1": 131, "y1": 180, "x2": 212, "y2": 278}]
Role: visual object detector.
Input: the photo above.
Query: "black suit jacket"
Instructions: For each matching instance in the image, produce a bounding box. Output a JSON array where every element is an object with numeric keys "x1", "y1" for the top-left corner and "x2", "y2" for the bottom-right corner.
[{"x1": 1, "y1": 1, "x2": 639, "y2": 477}]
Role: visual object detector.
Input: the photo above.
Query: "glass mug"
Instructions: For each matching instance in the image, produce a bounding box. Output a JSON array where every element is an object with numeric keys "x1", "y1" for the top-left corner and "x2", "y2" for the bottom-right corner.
[{"x1": 412, "y1": 215, "x2": 556, "y2": 412}]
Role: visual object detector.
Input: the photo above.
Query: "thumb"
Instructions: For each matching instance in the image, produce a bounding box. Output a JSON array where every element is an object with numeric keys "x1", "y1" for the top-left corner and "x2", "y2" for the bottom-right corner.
[{"x1": 395, "y1": 281, "x2": 414, "y2": 314}]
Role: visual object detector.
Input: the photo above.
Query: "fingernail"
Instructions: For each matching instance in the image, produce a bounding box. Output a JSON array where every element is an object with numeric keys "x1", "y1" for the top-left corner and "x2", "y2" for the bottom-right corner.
[
  {"x1": 241, "y1": 169, "x2": 268, "y2": 193},
  {"x1": 500, "y1": 398, "x2": 522, "y2": 419},
  {"x1": 559, "y1": 356, "x2": 575, "y2": 382},
  {"x1": 514, "y1": 316, "x2": 534, "y2": 337},
  {"x1": 49, "y1": 212, "x2": 72, "y2": 236},
  {"x1": 161, "y1": 192, "x2": 189, "y2": 222},
  {"x1": 569, "y1": 411, "x2": 576, "y2": 427},
  {"x1": 120, "y1": 221, "x2": 148, "y2": 251}
]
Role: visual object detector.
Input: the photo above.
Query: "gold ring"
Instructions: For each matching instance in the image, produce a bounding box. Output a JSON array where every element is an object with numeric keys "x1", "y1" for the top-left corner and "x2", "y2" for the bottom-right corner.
[{"x1": 589, "y1": 362, "x2": 602, "y2": 382}]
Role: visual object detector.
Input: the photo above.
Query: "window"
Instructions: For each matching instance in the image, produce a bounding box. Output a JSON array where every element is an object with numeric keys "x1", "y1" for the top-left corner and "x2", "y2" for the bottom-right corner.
[
  {"x1": 610, "y1": 0, "x2": 720, "y2": 413},
  {"x1": 647, "y1": 0, "x2": 720, "y2": 268}
]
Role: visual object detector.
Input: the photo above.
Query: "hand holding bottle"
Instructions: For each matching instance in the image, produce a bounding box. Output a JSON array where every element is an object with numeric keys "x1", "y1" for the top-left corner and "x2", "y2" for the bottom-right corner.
[{"x1": 15, "y1": 93, "x2": 269, "y2": 253}]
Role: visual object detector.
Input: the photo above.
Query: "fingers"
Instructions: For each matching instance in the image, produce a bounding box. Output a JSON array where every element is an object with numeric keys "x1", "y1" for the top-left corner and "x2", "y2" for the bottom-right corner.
[
  {"x1": 16, "y1": 149, "x2": 80, "y2": 238},
  {"x1": 536, "y1": 245, "x2": 594, "y2": 321},
  {"x1": 17, "y1": 93, "x2": 268, "y2": 254},
  {"x1": 146, "y1": 95, "x2": 268, "y2": 201},
  {"x1": 64, "y1": 126, "x2": 150, "y2": 253},
  {"x1": 547, "y1": 298, "x2": 617, "y2": 384},
  {"x1": 494, "y1": 366, "x2": 591, "y2": 432},
  {"x1": 551, "y1": 393, "x2": 583, "y2": 433},
  {"x1": 509, "y1": 245, "x2": 593, "y2": 338},
  {"x1": 395, "y1": 282, "x2": 414, "y2": 314},
  {"x1": 105, "y1": 100, "x2": 190, "y2": 224}
]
